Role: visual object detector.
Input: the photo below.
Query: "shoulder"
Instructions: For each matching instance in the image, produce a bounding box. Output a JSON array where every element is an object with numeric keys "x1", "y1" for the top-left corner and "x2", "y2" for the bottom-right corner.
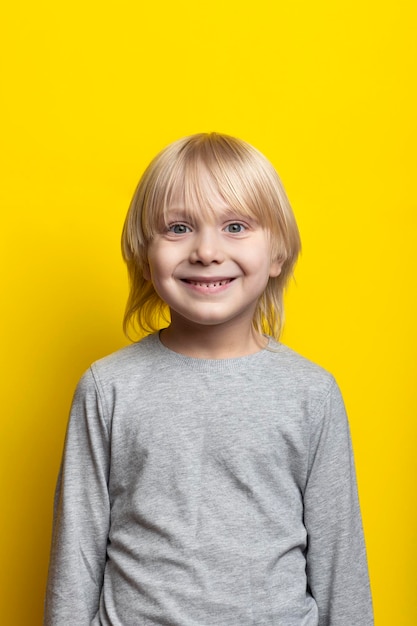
[
  {"x1": 266, "y1": 339, "x2": 335, "y2": 387},
  {"x1": 262, "y1": 340, "x2": 341, "y2": 414},
  {"x1": 78, "y1": 334, "x2": 162, "y2": 394},
  {"x1": 67, "y1": 335, "x2": 163, "y2": 428}
]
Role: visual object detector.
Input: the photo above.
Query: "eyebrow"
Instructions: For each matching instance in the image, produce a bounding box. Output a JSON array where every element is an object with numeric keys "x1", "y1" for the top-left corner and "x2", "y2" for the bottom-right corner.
[
  {"x1": 165, "y1": 206, "x2": 258, "y2": 224},
  {"x1": 164, "y1": 208, "x2": 193, "y2": 221}
]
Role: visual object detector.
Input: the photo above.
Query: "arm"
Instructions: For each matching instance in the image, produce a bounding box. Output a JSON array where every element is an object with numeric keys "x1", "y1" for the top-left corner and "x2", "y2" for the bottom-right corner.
[
  {"x1": 304, "y1": 378, "x2": 373, "y2": 626},
  {"x1": 44, "y1": 369, "x2": 111, "y2": 625}
]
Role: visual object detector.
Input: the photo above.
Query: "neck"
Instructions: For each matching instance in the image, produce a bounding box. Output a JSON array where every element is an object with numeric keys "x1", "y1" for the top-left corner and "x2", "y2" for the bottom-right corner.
[{"x1": 160, "y1": 317, "x2": 268, "y2": 359}]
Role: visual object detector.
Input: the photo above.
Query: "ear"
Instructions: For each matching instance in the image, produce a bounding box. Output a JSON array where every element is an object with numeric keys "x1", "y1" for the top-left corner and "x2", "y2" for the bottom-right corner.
[
  {"x1": 269, "y1": 258, "x2": 282, "y2": 278},
  {"x1": 143, "y1": 261, "x2": 151, "y2": 281}
]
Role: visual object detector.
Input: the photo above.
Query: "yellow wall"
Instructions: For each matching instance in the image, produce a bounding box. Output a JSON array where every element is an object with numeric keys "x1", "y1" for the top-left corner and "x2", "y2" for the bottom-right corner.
[{"x1": 1, "y1": 1, "x2": 416, "y2": 623}]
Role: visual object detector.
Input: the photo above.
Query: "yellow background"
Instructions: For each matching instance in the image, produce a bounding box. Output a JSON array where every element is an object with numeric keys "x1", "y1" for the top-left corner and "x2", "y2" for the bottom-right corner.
[{"x1": 1, "y1": 1, "x2": 416, "y2": 623}]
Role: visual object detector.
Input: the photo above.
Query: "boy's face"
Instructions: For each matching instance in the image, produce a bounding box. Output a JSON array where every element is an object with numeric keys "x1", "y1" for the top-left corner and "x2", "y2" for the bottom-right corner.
[{"x1": 144, "y1": 174, "x2": 282, "y2": 336}]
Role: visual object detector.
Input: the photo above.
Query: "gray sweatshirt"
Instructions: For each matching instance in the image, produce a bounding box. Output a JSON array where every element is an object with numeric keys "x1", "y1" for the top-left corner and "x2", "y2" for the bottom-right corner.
[{"x1": 44, "y1": 334, "x2": 373, "y2": 625}]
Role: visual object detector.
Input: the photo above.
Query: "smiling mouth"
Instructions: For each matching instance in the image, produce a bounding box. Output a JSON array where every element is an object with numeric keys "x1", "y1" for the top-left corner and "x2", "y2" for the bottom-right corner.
[{"x1": 182, "y1": 278, "x2": 234, "y2": 288}]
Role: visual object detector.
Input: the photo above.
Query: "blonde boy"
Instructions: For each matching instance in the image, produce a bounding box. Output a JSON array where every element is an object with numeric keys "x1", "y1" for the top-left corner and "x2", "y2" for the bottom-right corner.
[{"x1": 45, "y1": 133, "x2": 373, "y2": 625}]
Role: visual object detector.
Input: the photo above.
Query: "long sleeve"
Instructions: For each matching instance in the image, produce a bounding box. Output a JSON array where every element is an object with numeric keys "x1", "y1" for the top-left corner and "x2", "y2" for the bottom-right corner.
[
  {"x1": 44, "y1": 368, "x2": 111, "y2": 625},
  {"x1": 304, "y1": 379, "x2": 373, "y2": 626}
]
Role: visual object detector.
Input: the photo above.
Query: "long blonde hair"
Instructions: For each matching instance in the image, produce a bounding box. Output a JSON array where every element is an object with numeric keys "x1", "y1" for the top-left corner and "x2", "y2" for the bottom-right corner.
[{"x1": 122, "y1": 132, "x2": 301, "y2": 340}]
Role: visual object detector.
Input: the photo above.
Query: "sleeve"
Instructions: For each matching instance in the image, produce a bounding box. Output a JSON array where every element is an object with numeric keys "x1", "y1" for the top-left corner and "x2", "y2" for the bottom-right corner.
[
  {"x1": 44, "y1": 368, "x2": 111, "y2": 625},
  {"x1": 304, "y1": 378, "x2": 374, "y2": 626}
]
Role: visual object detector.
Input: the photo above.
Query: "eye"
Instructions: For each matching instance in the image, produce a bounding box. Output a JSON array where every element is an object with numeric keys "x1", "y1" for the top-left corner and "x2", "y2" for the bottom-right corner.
[
  {"x1": 224, "y1": 222, "x2": 246, "y2": 234},
  {"x1": 168, "y1": 223, "x2": 191, "y2": 234}
]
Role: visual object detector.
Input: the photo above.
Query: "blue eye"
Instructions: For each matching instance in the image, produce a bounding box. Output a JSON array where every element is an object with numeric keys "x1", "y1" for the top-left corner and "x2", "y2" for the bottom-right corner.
[
  {"x1": 225, "y1": 223, "x2": 245, "y2": 233},
  {"x1": 168, "y1": 223, "x2": 191, "y2": 234}
]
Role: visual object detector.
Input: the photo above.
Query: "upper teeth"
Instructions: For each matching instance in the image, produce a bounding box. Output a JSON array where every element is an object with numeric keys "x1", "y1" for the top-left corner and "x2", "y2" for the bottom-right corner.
[{"x1": 187, "y1": 279, "x2": 230, "y2": 287}]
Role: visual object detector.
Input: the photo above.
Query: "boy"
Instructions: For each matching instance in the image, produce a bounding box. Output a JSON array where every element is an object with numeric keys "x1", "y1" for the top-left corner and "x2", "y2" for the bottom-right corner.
[{"x1": 45, "y1": 132, "x2": 373, "y2": 625}]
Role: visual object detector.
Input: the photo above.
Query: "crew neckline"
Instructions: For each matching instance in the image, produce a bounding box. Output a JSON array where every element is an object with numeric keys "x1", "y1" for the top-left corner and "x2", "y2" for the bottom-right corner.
[{"x1": 149, "y1": 331, "x2": 282, "y2": 371}]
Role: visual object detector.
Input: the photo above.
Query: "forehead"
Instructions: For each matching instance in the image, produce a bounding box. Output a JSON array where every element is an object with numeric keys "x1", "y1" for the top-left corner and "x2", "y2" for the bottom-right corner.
[
  {"x1": 170, "y1": 165, "x2": 222, "y2": 202},
  {"x1": 168, "y1": 170, "x2": 223, "y2": 214},
  {"x1": 164, "y1": 163, "x2": 258, "y2": 223}
]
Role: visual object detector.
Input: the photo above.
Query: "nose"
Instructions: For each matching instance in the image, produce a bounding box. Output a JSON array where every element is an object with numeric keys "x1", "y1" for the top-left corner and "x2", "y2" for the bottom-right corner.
[{"x1": 189, "y1": 228, "x2": 225, "y2": 265}]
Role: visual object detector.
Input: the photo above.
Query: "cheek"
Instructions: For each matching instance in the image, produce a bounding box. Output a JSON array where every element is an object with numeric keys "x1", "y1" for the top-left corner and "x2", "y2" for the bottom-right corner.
[
  {"x1": 244, "y1": 249, "x2": 276, "y2": 275},
  {"x1": 146, "y1": 249, "x2": 173, "y2": 285},
  {"x1": 144, "y1": 245, "x2": 162, "y2": 281}
]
